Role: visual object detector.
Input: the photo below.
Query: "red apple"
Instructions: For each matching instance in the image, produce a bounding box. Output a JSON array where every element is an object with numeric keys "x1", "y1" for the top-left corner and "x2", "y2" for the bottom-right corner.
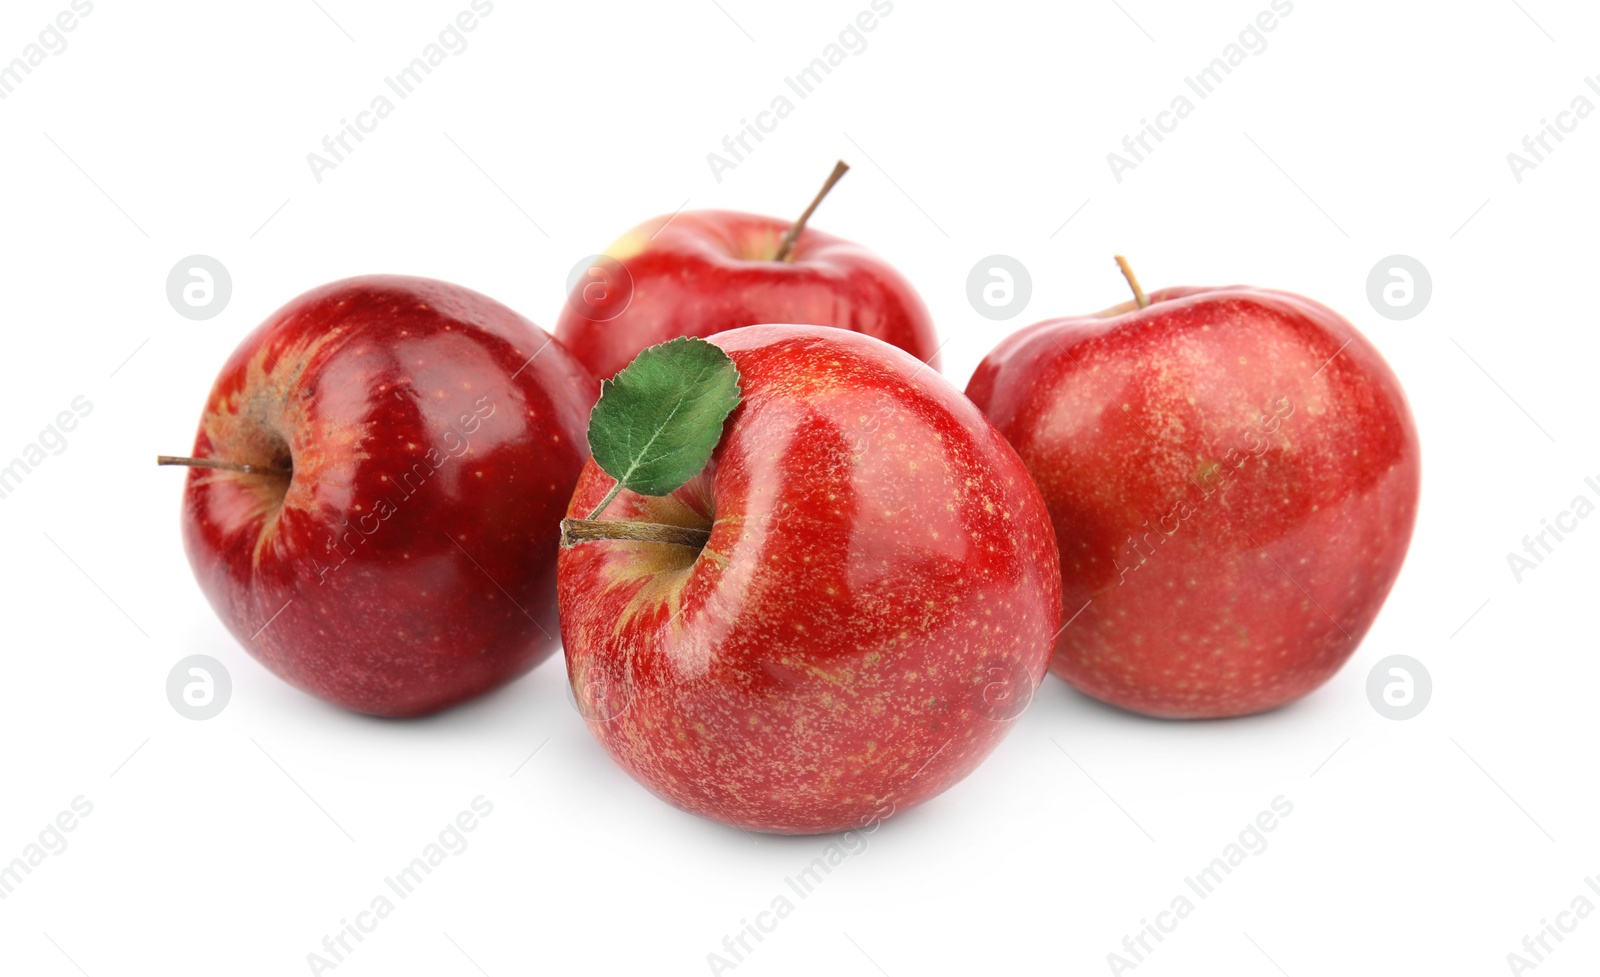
[
  {"x1": 554, "y1": 208, "x2": 940, "y2": 382},
  {"x1": 966, "y1": 282, "x2": 1420, "y2": 719},
  {"x1": 169, "y1": 276, "x2": 597, "y2": 717},
  {"x1": 557, "y1": 326, "x2": 1060, "y2": 834}
]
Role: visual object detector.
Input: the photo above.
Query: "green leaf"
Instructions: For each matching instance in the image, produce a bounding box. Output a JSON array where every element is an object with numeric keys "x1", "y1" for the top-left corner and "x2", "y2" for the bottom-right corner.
[{"x1": 586, "y1": 337, "x2": 742, "y2": 517}]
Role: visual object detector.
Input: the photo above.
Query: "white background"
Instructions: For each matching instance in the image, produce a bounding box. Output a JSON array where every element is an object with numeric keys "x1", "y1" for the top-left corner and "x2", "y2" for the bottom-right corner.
[{"x1": 1, "y1": 1, "x2": 1597, "y2": 974}]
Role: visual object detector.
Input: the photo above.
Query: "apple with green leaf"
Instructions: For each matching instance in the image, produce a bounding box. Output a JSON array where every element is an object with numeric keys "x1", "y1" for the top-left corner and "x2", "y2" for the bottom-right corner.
[{"x1": 557, "y1": 329, "x2": 1061, "y2": 834}]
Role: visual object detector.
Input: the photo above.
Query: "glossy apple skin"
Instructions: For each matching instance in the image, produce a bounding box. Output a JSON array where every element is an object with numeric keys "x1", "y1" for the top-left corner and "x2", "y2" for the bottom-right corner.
[
  {"x1": 179, "y1": 276, "x2": 597, "y2": 717},
  {"x1": 967, "y1": 287, "x2": 1420, "y2": 719},
  {"x1": 557, "y1": 325, "x2": 1060, "y2": 834},
  {"x1": 554, "y1": 210, "x2": 940, "y2": 381}
]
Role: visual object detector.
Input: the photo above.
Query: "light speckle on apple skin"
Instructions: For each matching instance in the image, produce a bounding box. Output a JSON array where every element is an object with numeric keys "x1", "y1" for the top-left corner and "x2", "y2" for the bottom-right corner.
[
  {"x1": 180, "y1": 276, "x2": 597, "y2": 717},
  {"x1": 967, "y1": 286, "x2": 1421, "y2": 719},
  {"x1": 554, "y1": 210, "x2": 941, "y2": 382},
  {"x1": 558, "y1": 326, "x2": 1062, "y2": 835}
]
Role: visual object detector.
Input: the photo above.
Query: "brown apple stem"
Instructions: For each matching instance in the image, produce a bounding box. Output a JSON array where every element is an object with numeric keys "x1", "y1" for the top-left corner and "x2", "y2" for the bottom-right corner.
[
  {"x1": 561, "y1": 518, "x2": 711, "y2": 549},
  {"x1": 1114, "y1": 255, "x2": 1148, "y2": 309},
  {"x1": 157, "y1": 455, "x2": 289, "y2": 476},
  {"x1": 773, "y1": 160, "x2": 849, "y2": 262}
]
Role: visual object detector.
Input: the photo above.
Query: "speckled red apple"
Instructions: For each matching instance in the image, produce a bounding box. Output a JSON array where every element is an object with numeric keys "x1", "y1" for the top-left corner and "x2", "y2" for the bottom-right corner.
[
  {"x1": 557, "y1": 326, "x2": 1060, "y2": 834},
  {"x1": 966, "y1": 283, "x2": 1420, "y2": 719},
  {"x1": 172, "y1": 276, "x2": 596, "y2": 717},
  {"x1": 554, "y1": 208, "x2": 940, "y2": 382}
]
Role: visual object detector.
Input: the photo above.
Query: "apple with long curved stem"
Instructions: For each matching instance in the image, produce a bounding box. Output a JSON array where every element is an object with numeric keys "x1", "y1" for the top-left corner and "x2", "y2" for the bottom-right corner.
[
  {"x1": 555, "y1": 161, "x2": 941, "y2": 382},
  {"x1": 162, "y1": 276, "x2": 597, "y2": 717},
  {"x1": 966, "y1": 259, "x2": 1420, "y2": 719},
  {"x1": 557, "y1": 328, "x2": 1061, "y2": 833}
]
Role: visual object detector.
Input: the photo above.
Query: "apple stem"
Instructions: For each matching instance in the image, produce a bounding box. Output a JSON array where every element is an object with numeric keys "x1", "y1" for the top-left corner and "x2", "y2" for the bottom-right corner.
[
  {"x1": 773, "y1": 160, "x2": 849, "y2": 262},
  {"x1": 1114, "y1": 255, "x2": 1148, "y2": 309},
  {"x1": 561, "y1": 518, "x2": 711, "y2": 549},
  {"x1": 157, "y1": 455, "x2": 289, "y2": 476}
]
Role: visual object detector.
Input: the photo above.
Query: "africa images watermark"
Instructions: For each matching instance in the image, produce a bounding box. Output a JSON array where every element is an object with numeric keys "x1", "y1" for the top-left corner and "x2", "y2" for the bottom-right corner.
[
  {"x1": 706, "y1": 0, "x2": 895, "y2": 184},
  {"x1": 304, "y1": 795, "x2": 495, "y2": 974},
  {"x1": 0, "y1": 396, "x2": 94, "y2": 503},
  {"x1": 1105, "y1": 795, "x2": 1295, "y2": 974},
  {"x1": 311, "y1": 395, "x2": 497, "y2": 585},
  {"x1": 0, "y1": 0, "x2": 94, "y2": 102},
  {"x1": 1503, "y1": 874, "x2": 1600, "y2": 974},
  {"x1": 705, "y1": 800, "x2": 896, "y2": 975},
  {"x1": 1506, "y1": 75, "x2": 1600, "y2": 184},
  {"x1": 0, "y1": 796, "x2": 94, "y2": 903},
  {"x1": 305, "y1": 1, "x2": 495, "y2": 184},
  {"x1": 1106, "y1": 0, "x2": 1295, "y2": 183},
  {"x1": 1504, "y1": 471, "x2": 1599, "y2": 583}
]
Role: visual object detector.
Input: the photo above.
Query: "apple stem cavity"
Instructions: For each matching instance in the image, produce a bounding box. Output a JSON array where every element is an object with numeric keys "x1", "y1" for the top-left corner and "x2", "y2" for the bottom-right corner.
[
  {"x1": 157, "y1": 455, "x2": 289, "y2": 476},
  {"x1": 1114, "y1": 255, "x2": 1149, "y2": 309},
  {"x1": 561, "y1": 517, "x2": 710, "y2": 550},
  {"x1": 773, "y1": 160, "x2": 849, "y2": 262}
]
